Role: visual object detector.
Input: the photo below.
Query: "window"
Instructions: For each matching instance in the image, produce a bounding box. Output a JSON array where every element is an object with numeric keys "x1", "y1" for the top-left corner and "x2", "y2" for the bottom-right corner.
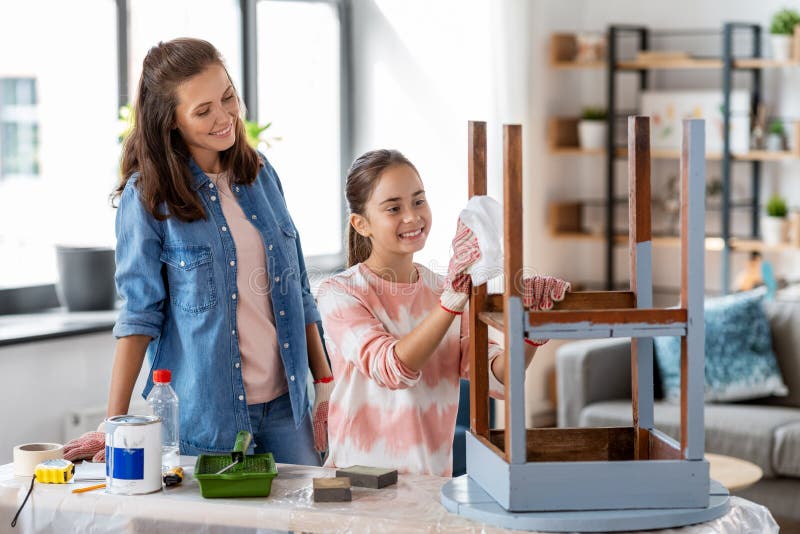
[
  {"x1": 129, "y1": 0, "x2": 243, "y2": 93},
  {"x1": 0, "y1": 78, "x2": 39, "y2": 179},
  {"x1": 0, "y1": 0, "x2": 118, "y2": 290},
  {"x1": 257, "y1": 0, "x2": 345, "y2": 267}
]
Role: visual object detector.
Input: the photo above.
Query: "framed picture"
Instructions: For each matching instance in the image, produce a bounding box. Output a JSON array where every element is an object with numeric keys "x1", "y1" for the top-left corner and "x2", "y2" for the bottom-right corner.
[{"x1": 640, "y1": 90, "x2": 750, "y2": 154}]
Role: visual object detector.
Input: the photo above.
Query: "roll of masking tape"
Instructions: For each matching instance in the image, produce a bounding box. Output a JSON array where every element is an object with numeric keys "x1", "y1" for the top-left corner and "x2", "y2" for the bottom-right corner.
[{"x1": 13, "y1": 443, "x2": 64, "y2": 477}]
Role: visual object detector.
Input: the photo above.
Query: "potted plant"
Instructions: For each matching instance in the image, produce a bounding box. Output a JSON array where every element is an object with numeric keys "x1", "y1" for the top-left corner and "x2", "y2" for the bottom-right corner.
[
  {"x1": 770, "y1": 8, "x2": 800, "y2": 61},
  {"x1": 578, "y1": 107, "x2": 607, "y2": 150},
  {"x1": 244, "y1": 119, "x2": 281, "y2": 152},
  {"x1": 766, "y1": 119, "x2": 786, "y2": 151},
  {"x1": 763, "y1": 194, "x2": 788, "y2": 245}
]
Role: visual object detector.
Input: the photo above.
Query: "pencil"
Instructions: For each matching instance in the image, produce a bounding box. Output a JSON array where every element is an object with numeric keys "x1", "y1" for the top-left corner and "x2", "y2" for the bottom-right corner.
[{"x1": 72, "y1": 483, "x2": 106, "y2": 494}]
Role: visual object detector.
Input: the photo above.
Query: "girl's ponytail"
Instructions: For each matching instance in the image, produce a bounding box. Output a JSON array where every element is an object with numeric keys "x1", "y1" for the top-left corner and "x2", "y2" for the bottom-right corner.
[
  {"x1": 347, "y1": 225, "x2": 372, "y2": 268},
  {"x1": 344, "y1": 149, "x2": 418, "y2": 268}
]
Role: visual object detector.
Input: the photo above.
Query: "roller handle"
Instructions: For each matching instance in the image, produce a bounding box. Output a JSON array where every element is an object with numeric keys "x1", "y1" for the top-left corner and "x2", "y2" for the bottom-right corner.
[{"x1": 231, "y1": 430, "x2": 252, "y2": 463}]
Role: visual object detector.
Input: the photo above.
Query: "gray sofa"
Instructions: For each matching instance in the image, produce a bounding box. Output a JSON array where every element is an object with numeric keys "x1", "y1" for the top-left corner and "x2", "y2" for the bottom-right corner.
[{"x1": 555, "y1": 293, "x2": 800, "y2": 522}]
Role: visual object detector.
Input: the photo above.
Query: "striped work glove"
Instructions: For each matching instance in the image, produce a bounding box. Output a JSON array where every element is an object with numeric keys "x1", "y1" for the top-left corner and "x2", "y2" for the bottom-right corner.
[
  {"x1": 63, "y1": 431, "x2": 106, "y2": 463},
  {"x1": 522, "y1": 275, "x2": 571, "y2": 346},
  {"x1": 312, "y1": 377, "x2": 334, "y2": 452},
  {"x1": 440, "y1": 220, "x2": 481, "y2": 314}
]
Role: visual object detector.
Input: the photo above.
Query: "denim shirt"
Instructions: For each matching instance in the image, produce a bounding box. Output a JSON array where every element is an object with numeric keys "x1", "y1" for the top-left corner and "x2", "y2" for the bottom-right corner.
[{"x1": 113, "y1": 154, "x2": 321, "y2": 453}]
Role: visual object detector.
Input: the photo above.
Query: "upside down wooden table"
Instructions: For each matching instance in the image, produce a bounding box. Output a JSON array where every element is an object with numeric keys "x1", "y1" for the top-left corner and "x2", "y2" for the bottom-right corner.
[{"x1": 0, "y1": 458, "x2": 777, "y2": 533}]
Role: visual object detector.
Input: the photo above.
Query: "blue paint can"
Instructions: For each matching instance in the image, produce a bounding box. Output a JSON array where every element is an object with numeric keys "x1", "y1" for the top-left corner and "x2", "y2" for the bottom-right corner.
[{"x1": 104, "y1": 415, "x2": 162, "y2": 494}]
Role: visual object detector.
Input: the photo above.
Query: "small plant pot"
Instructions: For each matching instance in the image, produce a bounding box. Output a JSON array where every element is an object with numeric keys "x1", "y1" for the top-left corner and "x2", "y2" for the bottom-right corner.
[
  {"x1": 578, "y1": 120, "x2": 607, "y2": 150},
  {"x1": 771, "y1": 34, "x2": 792, "y2": 62},
  {"x1": 55, "y1": 246, "x2": 117, "y2": 311},
  {"x1": 761, "y1": 216, "x2": 788, "y2": 246},
  {"x1": 765, "y1": 133, "x2": 785, "y2": 151}
]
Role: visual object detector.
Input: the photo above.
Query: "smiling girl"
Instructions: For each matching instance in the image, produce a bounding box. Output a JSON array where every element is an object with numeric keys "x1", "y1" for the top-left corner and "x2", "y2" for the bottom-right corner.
[
  {"x1": 63, "y1": 38, "x2": 334, "y2": 465},
  {"x1": 316, "y1": 150, "x2": 569, "y2": 476}
]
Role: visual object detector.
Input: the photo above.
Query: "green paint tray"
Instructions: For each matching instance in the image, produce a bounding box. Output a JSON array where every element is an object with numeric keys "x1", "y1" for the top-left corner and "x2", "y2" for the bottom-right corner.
[{"x1": 194, "y1": 431, "x2": 278, "y2": 498}]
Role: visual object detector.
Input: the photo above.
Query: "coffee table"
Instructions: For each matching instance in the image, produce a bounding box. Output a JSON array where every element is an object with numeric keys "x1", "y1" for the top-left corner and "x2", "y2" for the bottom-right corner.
[{"x1": 706, "y1": 452, "x2": 763, "y2": 491}]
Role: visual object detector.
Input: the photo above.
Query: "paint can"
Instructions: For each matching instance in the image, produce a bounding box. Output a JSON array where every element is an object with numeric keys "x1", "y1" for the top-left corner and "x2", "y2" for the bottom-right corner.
[{"x1": 104, "y1": 415, "x2": 162, "y2": 495}]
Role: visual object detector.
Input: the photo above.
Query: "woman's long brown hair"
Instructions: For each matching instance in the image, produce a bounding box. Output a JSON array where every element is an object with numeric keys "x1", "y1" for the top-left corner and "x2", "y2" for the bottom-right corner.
[
  {"x1": 113, "y1": 38, "x2": 260, "y2": 221},
  {"x1": 345, "y1": 149, "x2": 419, "y2": 267}
]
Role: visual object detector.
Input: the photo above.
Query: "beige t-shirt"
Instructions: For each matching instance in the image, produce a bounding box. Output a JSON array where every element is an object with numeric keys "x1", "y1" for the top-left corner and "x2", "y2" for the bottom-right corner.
[{"x1": 208, "y1": 172, "x2": 288, "y2": 405}]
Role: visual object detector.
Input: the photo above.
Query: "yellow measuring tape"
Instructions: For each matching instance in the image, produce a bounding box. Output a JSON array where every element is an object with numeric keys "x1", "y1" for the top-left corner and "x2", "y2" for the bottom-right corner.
[{"x1": 33, "y1": 459, "x2": 75, "y2": 484}]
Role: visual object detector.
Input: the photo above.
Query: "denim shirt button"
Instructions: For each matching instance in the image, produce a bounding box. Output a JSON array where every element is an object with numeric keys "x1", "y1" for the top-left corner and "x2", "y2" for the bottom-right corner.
[
  {"x1": 283, "y1": 342, "x2": 289, "y2": 349},
  {"x1": 209, "y1": 183, "x2": 215, "y2": 189},
  {"x1": 268, "y1": 244, "x2": 273, "y2": 251},
  {"x1": 179, "y1": 261, "x2": 186, "y2": 267},
  {"x1": 234, "y1": 362, "x2": 240, "y2": 368},
  {"x1": 210, "y1": 195, "x2": 217, "y2": 202},
  {"x1": 251, "y1": 214, "x2": 257, "y2": 220},
  {"x1": 279, "y1": 310, "x2": 285, "y2": 316},
  {"x1": 230, "y1": 260, "x2": 235, "y2": 267},
  {"x1": 274, "y1": 276, "x2": 280, "y2": 283},
  {"x1": 235, "y1": 186, "x2": 240, "y2": 193},
  {"x1": 238, "y1": 395, "x2": 244, "y2": 401},
  {"x1": 290, "y1": 375, "x2": 295, "y2": 382},
  {"x1": 232, "y1": 293, "x2": 237, "y2": 300},
  {"x1": 221, "y1": 226, "x2": 228, "y2": 232},
  {"x1": 231, "y1": 330, "x2": 236, "y2": 336}
]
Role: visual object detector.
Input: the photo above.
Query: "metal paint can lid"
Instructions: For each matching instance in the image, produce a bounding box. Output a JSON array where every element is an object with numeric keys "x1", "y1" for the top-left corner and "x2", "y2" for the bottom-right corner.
[{"x1": 105, "y1": 414, "x2": 161, "y2": 427}]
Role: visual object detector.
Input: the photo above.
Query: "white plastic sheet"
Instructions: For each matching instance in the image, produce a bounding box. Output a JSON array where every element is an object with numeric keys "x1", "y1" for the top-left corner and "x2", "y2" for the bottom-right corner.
[{"x1": 0, "y1": 460, "x2": 777, "y2": 533}]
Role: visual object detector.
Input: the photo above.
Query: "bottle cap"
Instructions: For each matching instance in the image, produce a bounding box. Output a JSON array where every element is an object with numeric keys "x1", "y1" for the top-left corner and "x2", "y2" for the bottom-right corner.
[{"x1": 153, "y1": 369, "x2": 172, "y2": 384}]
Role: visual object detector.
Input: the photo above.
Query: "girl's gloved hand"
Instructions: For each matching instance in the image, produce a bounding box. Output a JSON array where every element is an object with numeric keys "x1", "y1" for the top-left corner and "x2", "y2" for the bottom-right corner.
[
  {"x1": 312, "y1": 378, "x2": 334, "y2": 452},
  {"x1": 522, "y1": 275, "x2": 571, "y2": 346},
  {"x1": 63, "y1": 431, "x2": 106, "y2": 463},
  {"x1": 440, "y1": 220, "x2": 481, "y2": 315}
]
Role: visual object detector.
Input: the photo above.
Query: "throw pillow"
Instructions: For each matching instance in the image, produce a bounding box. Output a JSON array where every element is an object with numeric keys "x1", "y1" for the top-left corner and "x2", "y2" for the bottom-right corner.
[{"x1": 654, "y1": 289, "x2": 788, "y2": 402}]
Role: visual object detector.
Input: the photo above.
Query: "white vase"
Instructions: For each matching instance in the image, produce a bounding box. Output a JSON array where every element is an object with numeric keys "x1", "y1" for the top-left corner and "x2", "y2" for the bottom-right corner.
[
  {"x1": 771, "y1": 34, "x2": 792, "y2": 62},
  {"x1": 762, "y1": 216, "x2": 787, "y2": 245},
  {"x1": 766, "y1": 133, "x2": 784, "y2": 151},
  {"x1": 578, "y1": 120, "x2": 607, "y2": 150}
]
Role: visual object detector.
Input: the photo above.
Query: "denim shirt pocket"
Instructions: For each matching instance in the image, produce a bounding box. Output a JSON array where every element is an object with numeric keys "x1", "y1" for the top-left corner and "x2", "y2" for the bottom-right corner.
[{"x1": 160, "y1": 243, "x2": 217, "y2": 313}]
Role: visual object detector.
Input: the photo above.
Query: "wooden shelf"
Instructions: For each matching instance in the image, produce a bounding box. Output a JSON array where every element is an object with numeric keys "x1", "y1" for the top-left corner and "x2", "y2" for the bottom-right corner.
[
  {"x1": 730, "y1": 238, "x2": 800, "y2": 253},
  {"x1": 616, "y1": 58, "x2": 800, "y2": 70},
  {"x1": 550, "y1": 146, "x2": 605, "y2": 156},
  {"x1": 551, "y1": 60, "x2": 606, "y2": 70},
  {"x1": 733, "y1": 58, "x2": 800, "y2": 69},
  {"x1": 549, "y1": 145, "x2": 800, "y2": 162},
  {"x1": 617, "y1": 58, "x2": 723, "y2": 70},
  {"x1": 550, "y1": 231, "x2": 725, "y2": 251}
]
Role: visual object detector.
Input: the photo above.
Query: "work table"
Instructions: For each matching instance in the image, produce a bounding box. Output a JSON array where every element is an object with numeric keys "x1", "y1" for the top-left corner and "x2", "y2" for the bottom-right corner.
[{"x1": 0, "y1": 459, "x2": 777, "y2": 533}]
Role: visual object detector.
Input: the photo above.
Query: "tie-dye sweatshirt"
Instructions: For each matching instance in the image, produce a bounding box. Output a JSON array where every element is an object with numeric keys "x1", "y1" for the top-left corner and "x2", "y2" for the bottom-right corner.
[{"x1": 316, "y1": 263, "x2": 504, "y2": 477}]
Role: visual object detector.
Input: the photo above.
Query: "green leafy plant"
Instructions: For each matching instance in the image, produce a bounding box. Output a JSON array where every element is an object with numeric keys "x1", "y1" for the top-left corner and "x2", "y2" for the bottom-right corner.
[
  {"x1": 581, "y1": 107, "x2": 607, "y2": 121},
  {"x1": 768, "y1": 119, "x2": 785, "y2": 135},
  {"x1": 243, "y1": 119, "x2": 281, "y2": 149},
  {"x1": 766, "y1": 194, "x2": 788, "y2": 217},
  {"x1": 770, "y1": 8, "x2": 800, "y2": 35},
  {"x1": 117, "y1": 104, "x2": 134, "y2": 144}
]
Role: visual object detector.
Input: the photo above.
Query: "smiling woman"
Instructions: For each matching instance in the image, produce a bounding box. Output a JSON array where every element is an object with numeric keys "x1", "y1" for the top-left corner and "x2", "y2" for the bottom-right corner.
[{"x1": 57, "y1": 37, "x2": 338, "y2": 467}]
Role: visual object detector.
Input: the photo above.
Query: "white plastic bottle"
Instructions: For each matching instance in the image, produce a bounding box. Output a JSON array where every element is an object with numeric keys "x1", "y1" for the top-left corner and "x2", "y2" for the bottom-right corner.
[{"x1": 146, "y1": 369, "x2": 180, "y2": 471}]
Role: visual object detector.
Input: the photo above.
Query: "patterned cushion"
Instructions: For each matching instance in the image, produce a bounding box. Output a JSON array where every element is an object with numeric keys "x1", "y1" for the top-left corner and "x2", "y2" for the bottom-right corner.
[{"x1": 654, "y1": 290, "x2": 788, "y2": 402}]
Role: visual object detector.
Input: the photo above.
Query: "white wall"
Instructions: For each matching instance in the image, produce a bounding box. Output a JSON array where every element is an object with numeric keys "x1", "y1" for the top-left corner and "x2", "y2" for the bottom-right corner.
[
  {"x1": 0, "y1": 334, "x2": 149, "y2": 464},
  {"x1": 350, "y1": 0, "x2": 800, "y2": 425}
]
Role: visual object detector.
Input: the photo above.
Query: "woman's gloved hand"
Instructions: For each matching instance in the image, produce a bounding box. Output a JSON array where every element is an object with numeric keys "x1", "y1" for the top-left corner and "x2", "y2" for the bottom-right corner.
[
  {"x1": 63, "y1": 431, "x2": 106, "y2": 463},
  {"x1": 312, "y1": 378, "x2": 334, "y2": 452},
  {"x1": 523, "y1": 275, "x2": 571, "y2": 346},
  {"x1": 440, "y1": 220, "x2": 481, "y2": 315}
]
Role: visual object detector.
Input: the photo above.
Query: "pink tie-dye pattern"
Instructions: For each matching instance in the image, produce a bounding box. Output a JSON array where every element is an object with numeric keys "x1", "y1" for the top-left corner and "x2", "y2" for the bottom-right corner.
[{"x1": 317, "y1": 263, "x2": 505, "y2": 477}]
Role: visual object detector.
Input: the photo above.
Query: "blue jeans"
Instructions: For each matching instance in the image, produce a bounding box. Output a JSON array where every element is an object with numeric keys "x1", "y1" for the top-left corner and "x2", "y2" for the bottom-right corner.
[{"x1": 248, "y1": 392, "x2": 321, "y2": 466}]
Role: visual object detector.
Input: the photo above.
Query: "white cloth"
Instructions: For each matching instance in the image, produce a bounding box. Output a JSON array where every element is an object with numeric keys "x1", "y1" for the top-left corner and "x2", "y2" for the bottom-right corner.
[{"x1": 458, "y1": 195, "x2": 503, "y2": 286}]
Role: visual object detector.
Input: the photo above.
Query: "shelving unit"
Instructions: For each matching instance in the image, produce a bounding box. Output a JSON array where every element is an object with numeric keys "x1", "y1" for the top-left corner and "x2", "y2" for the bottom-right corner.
[{"x1": 548, "y1": 25, "x2": 800, "y2": 292}]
